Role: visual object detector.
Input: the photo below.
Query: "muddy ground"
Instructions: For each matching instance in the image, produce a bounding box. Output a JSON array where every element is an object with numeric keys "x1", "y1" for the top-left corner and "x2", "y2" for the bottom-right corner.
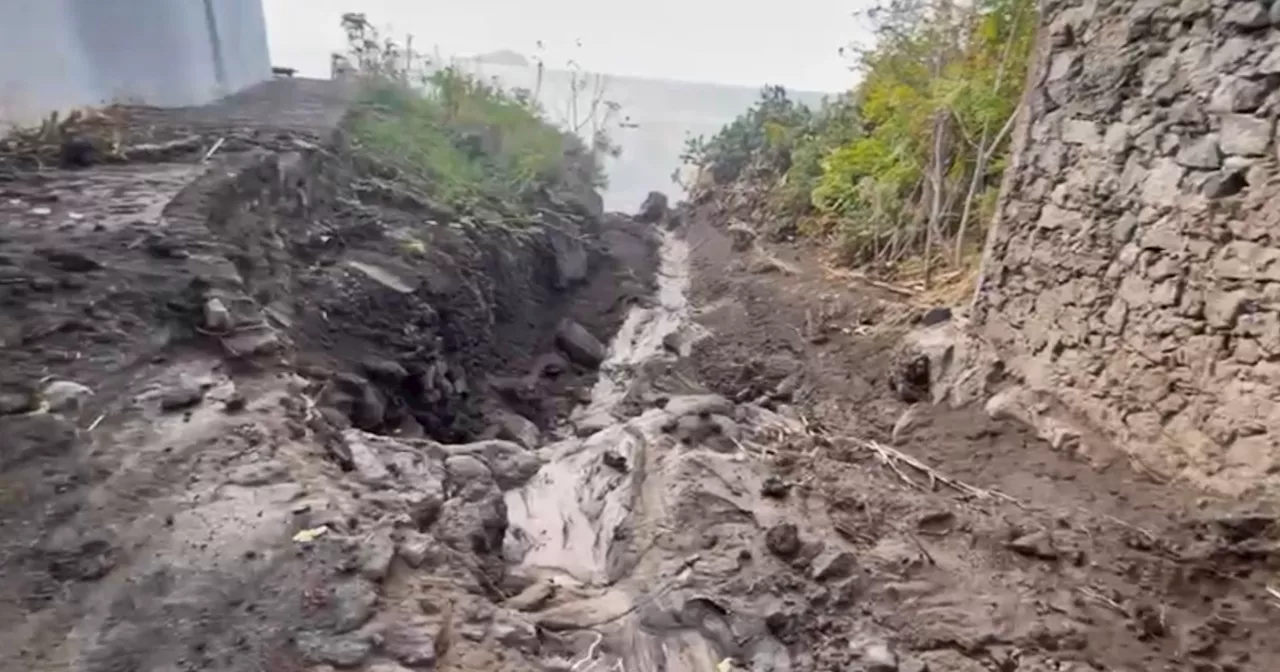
[{"x1": 1, "y1": 78, "x2": 1279, "y2": 672}]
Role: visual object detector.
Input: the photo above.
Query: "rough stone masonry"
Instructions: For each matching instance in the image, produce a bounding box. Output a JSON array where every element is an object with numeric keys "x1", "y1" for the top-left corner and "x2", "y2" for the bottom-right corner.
[{"x1": 973, "y1": 0, "x2": 1280, "y2": 496}]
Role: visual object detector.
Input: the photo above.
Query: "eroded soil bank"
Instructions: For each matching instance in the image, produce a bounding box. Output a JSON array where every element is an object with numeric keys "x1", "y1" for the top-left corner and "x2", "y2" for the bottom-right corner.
[{"x1": 3, "y1": 79, "x2": 1280, "y2": 672}]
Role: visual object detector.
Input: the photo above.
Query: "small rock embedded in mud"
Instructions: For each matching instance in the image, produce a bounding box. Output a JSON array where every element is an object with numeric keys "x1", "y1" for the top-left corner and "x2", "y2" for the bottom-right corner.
[
  {"x1": 296, "y1": 631, "x2": 373, "y2": 668},
  {"x1": 360, "y1": 356, "x2": 408, "y2": 383},
  {"x1": 555, "y1": 318, "x2": 607, "y2": 368},
  {"x1": 160, "y1": 383, "x2": 205, "y2": 411},
  {"x1": 203, "y1": 298, "x2": 232, "y2": 331},
  {"x1": 383, "y1": 623, "x2": 439, "y2": 667},
  {"x1": 765, "y1": 522, "x2": 802, "y2": 558},
  {"x1": 810, "y1": 549, "x2": 858, "y2": 581},
  {"x1": 397, "y1": 531, "x2": 438, "y2": 568},
  {"x1": 358, "y1": 531, "x2": 396, "y2": 581},
  {"x1": 602, "y1": 450, "x2": 629, "y2": 473},
  {"x1": 330, "y1": 579, "x2": 378, "y2": 633},
  {"x1": 43, "y1": 380, "x2": 93, "y2": 414},
  {"x1": 918, "y1": 306, "x2": 952, "y2": 326},
  {"x1": 636, "y1": 190, "x2": 670, "y2": 223},
  {"x1": 1007, "y1": 530, "x2": 1059, "y2": 560},
  {"x1": 38, "y1": 247, "x2": 102, "y2": 272},
  {"x1": 859, "y1": 641, "x2": 900, "y2": 672},
  {"x1": 143, "y1": 233, "x2": 188, "y2": 259},
  {"x1": 223, "y1": 393, "x2": 247, "y2": 413},
  {"x1": 760, "y1": 475, "x2": 790, "y2": 499}
]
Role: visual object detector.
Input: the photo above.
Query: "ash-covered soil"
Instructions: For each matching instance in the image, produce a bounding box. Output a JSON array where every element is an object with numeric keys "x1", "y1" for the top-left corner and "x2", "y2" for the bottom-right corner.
[{"x1": 0, "y1": 79, "x2": 657, "y2": 672}]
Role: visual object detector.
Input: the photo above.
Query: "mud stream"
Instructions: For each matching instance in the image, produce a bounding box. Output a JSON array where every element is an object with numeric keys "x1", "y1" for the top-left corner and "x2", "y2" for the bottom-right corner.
[{"x1": 506, "y1": 232, "x2": 786, "y2": 671}]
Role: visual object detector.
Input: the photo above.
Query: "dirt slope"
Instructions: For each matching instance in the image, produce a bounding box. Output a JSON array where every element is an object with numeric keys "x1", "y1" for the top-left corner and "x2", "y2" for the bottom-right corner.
[
  {"x1": 679, "y1": 199, "x2": 1280, "y2": 671},
  {"x1": 0, "y1": 80, "x2": 656, "y2": 672}
]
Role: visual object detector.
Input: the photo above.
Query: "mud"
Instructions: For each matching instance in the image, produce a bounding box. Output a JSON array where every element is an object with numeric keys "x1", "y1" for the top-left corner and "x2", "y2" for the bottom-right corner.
[{"x1": 4, "y1": 77, "x2": 1280, "y2": 672}]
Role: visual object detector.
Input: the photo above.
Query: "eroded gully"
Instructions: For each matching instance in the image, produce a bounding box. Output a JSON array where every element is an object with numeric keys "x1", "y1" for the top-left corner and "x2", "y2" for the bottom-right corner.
[{"x1": 504, "y1": 231, "x2": 803, "y2": 671}]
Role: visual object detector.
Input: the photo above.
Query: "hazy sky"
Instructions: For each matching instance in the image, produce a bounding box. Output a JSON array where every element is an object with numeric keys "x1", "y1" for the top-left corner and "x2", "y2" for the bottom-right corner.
[{"x1": 263, "y1": 0, "x2": 868, "y2": 92}]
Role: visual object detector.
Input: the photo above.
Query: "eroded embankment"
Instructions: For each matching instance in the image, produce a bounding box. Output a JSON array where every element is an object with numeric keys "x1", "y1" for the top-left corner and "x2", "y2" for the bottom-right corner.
[{"x1": 0, "y1": 81, "x2": 662, "y2": 672}]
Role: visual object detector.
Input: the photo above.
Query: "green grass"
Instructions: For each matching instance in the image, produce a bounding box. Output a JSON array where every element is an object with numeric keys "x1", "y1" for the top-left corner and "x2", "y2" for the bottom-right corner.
[{"x1": 349, "y1": 69, "x2": 570, "y2": 211}]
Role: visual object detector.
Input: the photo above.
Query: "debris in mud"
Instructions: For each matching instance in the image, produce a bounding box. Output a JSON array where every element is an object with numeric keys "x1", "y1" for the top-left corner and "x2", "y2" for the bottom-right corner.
[
  {"x1": 1007, "y1": 530, "x2": 1059, "y2": 561},
  {"x1": 766, "y1": 522, "x2": 802, "y2": 558},
  {"x1": 160, "y1": 382, "x2": 206, "y2": 411},
  {"x1": 810, "y1": 549, "x2": 858, "y2": 581},
  {"x1": 917, "y1": 306, "x2": 952, "y2": 326},
  {"x1": 760, "y1": 475, "x2": 790, "y2": 499},
  {"x1": 635, "y1": 190, "x2": 670, "y2": 224},
  {"x1": 202, "y1": 297, "x2": 232, "y2": 331},
  {"x1": 37, "y1": 247, "x2": 102, "y2": 272},
  {"x1": 296, "y1": 631, "x2": 374, "y2": 667},
  {"x1": 601, "y1": 450, "x2": 628, "y2": 472},
  {"x1": 555, "y1": 318, "x2": 607, "y2": 368},
  {"x1": 888, "y1": 353, "x2": 930, "y2": 403},
  {"x1": 0, "y1": 387, "x2": 38, "y2": 415},
  {"x1": 43, "y1": 379, "x2": 93, "y2": 413}
]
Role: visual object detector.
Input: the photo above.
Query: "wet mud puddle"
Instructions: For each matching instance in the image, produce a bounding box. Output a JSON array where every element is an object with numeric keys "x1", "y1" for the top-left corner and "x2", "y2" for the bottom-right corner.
[{"x1": 506, "y1": 232, "x2": 805, "y2": 671}]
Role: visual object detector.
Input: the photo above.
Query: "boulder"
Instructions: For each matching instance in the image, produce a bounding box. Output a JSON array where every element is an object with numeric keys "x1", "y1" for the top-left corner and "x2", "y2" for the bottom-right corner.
[{"x1": 555, "y1": 319, "x2": 607, "y2": 368}]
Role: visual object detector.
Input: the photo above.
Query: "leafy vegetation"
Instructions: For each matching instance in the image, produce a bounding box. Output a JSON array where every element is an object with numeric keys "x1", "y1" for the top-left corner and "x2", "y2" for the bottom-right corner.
[
  {"x1": 682, "y1": 0, "x2": 1035, "y2": 284},
  {"x1": 338, "y1": 13, "x2": 615, "y2": 212}
]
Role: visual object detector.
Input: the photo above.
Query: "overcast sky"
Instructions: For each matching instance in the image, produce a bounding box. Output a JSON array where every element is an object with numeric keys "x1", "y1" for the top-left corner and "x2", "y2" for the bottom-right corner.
[{"x1": 262, "y1": 0, "x2": 868, "y2": 92}]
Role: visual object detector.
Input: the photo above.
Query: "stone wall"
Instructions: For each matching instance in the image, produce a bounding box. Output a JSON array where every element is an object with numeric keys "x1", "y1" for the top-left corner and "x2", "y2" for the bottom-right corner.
[{"x1": 973, "y1": 0, "x2": 1280, "y2": 496}]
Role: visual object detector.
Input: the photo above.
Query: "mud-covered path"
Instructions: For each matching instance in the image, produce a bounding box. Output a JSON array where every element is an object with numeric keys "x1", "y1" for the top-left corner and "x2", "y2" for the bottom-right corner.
[{"x1": 3, "y1": 78, "x2": 1279, "y2": 672}]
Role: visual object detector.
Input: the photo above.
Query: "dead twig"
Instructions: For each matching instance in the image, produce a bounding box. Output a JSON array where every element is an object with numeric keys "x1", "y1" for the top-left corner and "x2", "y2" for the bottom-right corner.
[{"x1": 854, "y1": 437, "x2": 1021, "y2": 506}]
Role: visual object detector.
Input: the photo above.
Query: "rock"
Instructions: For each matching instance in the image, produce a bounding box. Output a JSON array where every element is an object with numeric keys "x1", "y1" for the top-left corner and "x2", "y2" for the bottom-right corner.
[
  {"x1": 445, "y1": 454, "x2": 492, "y2": 487},
  {"x1": 1008, "y1": 530, "x2": 1059, "y2": 560},
  {"x1": 860, "y1": 641, "x2": 900, "y2": 672},
  {"x1": 202, "y1": 298, "x2": 232, "y2": 331},
  {"x1": 60, "y1": 135, "x2": 97, "y2": 168},
  {"x1": 918, "y1": 306, "x2": 952, "y2": 326},
  {"x1": 760, "y1": 475, "x2": 790, "y2": 499},
  {"x1": 727, "y1": 222, "x2": 757, "y2": 251},
  {"x1": 407, "y1": 486, "x2": 445, "y2": 529},
  {"x1": 810, "y1": 550, "x2": 858, "y2": 581},
  {"x1": 765, "y1": 523, "x2": 802, "y2": 558},
  {"x1": 361, "y1": 357, "x2": 408, "y2": 383},
  {"x1": 636, "y1": 191, "x2": 670, "y2": 223},
  {"x1": 160, "y1": 383, "x2": 205, "y2": 411},
  {"x1": 1209, "y1": 78, "x2": 1266, "y2": 113},
  {"x1": 1223, "y1": 1, "x2": 1270, "y2": 29},
  {"x1": 0, "y1": 388, "x2": 37, "y2": 415},
  {"x1": 333, "y1": 374, "x2": 386, "y2": 431},
  {"x1": 462, "y1": 440, "x2": 542, "y2": 489},
  {"x1": 143, "y1": 233, "x2": 187, "y2": 259},
  {"x1": 359, "y1": 530, "x2": 396, "y2": 581},
  {"x1": 555, "y1": 319, "x2": 607, "y2": 368},
  {"x1": 331, "y1": 579, "x2": 378, "y2": 633},
  {"x1": 1219, "y1": 115, "x2": 1273, "y2": 156},
  {"x1": 602, "y1": 450, "x2": 628, "y2": 473},
  {"x1": 548, "y1": 228, "x2": 588, "y2": 289},
  {"x1": 222, "y1": 326, "x2": 282, "y2": 357},
  {"x1": 1175, "y1": 136, "x2": 1222, "y2": 170},
  {"x1": 42, "y1": 380, "x2": 93, "y2": 414},
  {"x1": 368, "y1": 664, "x2": 415, "y2": 672},
  {"x1": 296, "y1": 632, "x2": 373, "y2": 668},
  {"x1": 494, "y1": 410, "x2": 540, "y2": 450},
  {"x1": 398, "y1": 531, "x2": 439, "y2": 568},
  {"x1": 38, "y1": 247, "x2": 101, "y2": 272},
  {"x1": 383, "y1": 624, "x2": 439, "y2": 668}
]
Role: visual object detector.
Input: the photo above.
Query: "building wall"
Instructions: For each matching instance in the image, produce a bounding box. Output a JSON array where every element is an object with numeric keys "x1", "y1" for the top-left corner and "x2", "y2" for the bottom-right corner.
[
  {"x1": 0, "y1": 0, "x2": 272, "y2": 127},
  {"x1": 973, "y1": 0, "x2": 1280, "y2": 496}
]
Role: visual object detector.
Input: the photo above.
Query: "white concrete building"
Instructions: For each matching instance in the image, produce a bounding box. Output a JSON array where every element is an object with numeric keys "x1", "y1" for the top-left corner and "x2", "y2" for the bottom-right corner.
[{"x1": 0, "y1": 0, "x2": 273, "y2": 127}]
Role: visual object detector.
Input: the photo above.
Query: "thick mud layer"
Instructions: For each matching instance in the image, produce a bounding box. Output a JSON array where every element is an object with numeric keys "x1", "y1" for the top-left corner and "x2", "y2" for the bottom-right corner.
[{"x1": 5, "y1": 79, "x2": 1280, "y2": 672}]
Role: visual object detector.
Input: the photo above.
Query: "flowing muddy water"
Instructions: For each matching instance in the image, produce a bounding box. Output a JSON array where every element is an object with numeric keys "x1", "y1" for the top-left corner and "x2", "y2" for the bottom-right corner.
[{"x1": 505, "y1": 232, "x2": 803, "y2": 671}]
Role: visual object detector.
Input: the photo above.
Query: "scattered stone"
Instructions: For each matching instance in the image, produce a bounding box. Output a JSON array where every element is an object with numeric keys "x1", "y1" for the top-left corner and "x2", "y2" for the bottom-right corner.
[
  {"x1": 810, "y1": 550, "x2": 858, "y2": 581},
  {"x1": 144, "y1": 233, "x2": 187, "y2": 259},
  {"x1": 494, "y1": 410, "x2": 541, "y2": 450},
  {"x1": 42, "y1": 380, "x2": 93, "y2": 414},
  {"x1": 38, "y1": 247, "x2": 101, "y2": 272},
  {"x1": 397, "y1": 531, "x2": 438, "y2": 568},
  {"x1": 555, "y1": 319, "x2": 606, "y2": 368},
  {"x1": 222, "y1": 325, "x2": 282, "y2": 357},
  {"x1": 1007, "y1": 530, "x2": 1059, "y2": 560},
  {"x1": 918, "y1": 306, "x2": 952, "y2": 327},
  {"x1": 491, "y1": 611, "x2": 539, "y2": 650},
  {"x1": 223, "y1": 393, "x2": 247, "y2": 413},
  {"x1": 1223, "y1": 1, "x2": 1270, "y2": 29},
  {"x1": 383, "y1": 624, "x2": 439, "y2": 668},
  {"x1": 760, "y1": 475, "x2": 790, "y2": 499},
  {"x1": 331, "y1": 579, "x2": 378, "y2": 633},
  {"x1": 602, "y1": 450, "x2": 629, "y2": 473},
  {"x1": 505, "y1": 577, "x2": 556, "y2": 612},
  {"x1": 203, "y1": 298, "x2": 232, "y2": 331},
  {"x1": 359, "y1": 530, "x2": 396, "y2": 581},
  {"x1": 296, "y1": 632, "x2": 373, "y2": 668},
  {"x1": 406, "y1": 486, "x2": 445, "y2": 529},
  {"x1": 361, "y1": 356, "x2": 408, "y2": 383},
  {"x1": 765, "y1": 522, "x2": 802, "y2": 558},
  {"x1": 1219, "y1": 114, "x2": 1273, "y2": 156},
  {"x1": 727, "y1": 222, "x2": 757, "y2": 251},
  {"x1": 635, "y1": 191, "x2": 670, "y2": 223},
  {"x1": 860, "y1": 641, "x2": 900, "y2": 672},
  {"x1": 1175, "y1": 136, "x2": 1222, "y2": 170},
  {"x1": 160, "y1": 383, "x2": 205, "y2": 412}
]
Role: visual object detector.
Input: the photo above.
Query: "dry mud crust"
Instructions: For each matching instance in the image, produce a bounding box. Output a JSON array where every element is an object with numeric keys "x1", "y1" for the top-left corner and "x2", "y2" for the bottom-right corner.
[
  {"x1": 0, "y1": 80, "x2": 658, "y2": 672},
  {"x1": 678, "y1": 203, "x2": 1280, "y2": 672}
]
